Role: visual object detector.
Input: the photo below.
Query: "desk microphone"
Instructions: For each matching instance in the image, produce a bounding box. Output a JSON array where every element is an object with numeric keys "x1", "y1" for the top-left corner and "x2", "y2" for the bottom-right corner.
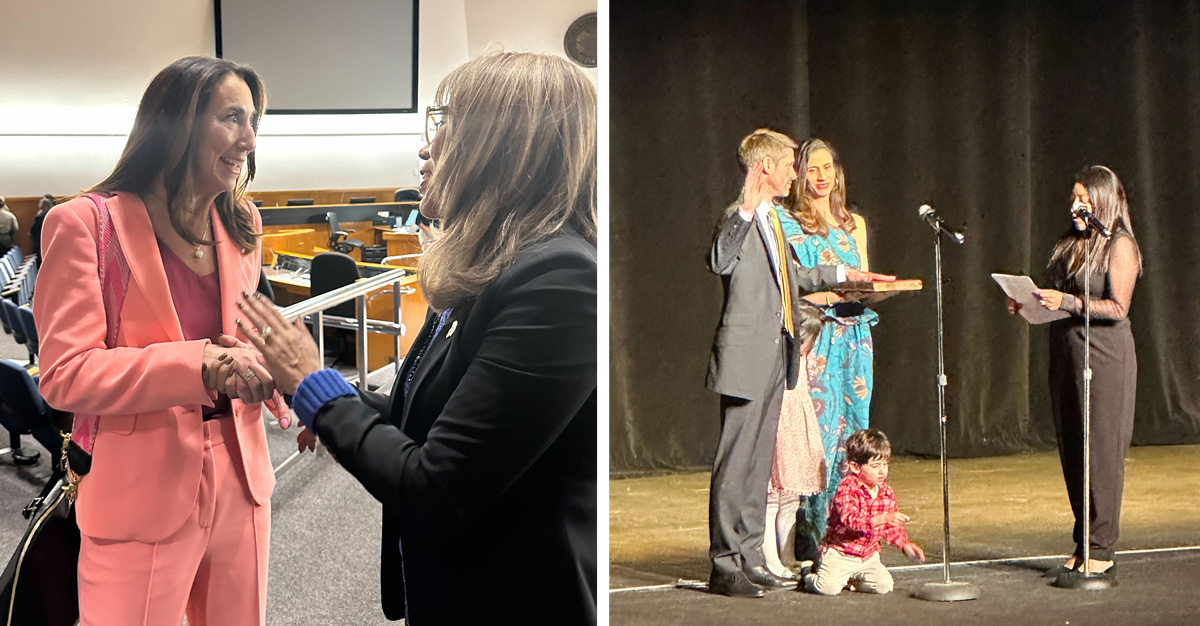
[{"x1": 918, "y1": 204, "x2": 966, "y2": 244}]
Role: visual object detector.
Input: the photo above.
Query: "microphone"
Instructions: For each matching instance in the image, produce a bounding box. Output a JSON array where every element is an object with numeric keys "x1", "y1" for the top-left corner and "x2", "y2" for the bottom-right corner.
[
  {"x1": 1071, "y1": 201, "x2": 1112, "y2": 238},
  {"x1": 918, "y1": 204, "x2": 965, "y2": 244}
]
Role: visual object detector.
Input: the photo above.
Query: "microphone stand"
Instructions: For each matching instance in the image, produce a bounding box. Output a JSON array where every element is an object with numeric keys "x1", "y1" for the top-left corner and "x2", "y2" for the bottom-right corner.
[
  {"x1": 1053, "y1": 221, "x2": 1115, "y2": 590},
  {"x1": 916, "y1": 222, "x2": 979, "y2": 602}
]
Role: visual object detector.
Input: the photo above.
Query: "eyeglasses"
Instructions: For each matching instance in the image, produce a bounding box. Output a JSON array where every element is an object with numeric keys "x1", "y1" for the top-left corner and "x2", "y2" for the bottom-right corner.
[{"x1": 425, "y1": 106, "x2": 445, "y2": 145}]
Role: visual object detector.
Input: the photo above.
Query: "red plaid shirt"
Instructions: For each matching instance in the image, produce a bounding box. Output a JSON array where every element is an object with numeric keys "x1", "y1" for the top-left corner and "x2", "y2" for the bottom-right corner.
[{"x1": 821, "y1": 473, "x2": 912, "y2": 558}]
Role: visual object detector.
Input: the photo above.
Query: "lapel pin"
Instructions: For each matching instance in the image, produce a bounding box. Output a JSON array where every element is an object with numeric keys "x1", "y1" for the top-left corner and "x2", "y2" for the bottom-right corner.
[{"x1": 446, "y1": 320, "x2": 458, "y2": 338}]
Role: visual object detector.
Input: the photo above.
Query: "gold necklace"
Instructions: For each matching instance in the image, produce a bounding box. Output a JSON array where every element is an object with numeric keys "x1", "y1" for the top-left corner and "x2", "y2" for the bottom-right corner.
[{"x1": 194, "y1": 219, "x2": 212, "y2": 258}]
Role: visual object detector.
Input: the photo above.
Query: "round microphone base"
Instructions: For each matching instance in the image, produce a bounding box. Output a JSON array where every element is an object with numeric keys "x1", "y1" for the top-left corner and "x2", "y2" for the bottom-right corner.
[
  {"x1": 915, "y1": 580, "x2": 980, "y2": 602},
  {"x1": 1052, "y1": 571, "x2": 1116, "y2": 591}
]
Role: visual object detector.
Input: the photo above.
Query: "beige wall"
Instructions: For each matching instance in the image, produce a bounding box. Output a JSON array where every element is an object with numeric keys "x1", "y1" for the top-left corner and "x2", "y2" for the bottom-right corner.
[{"x1": 0, "y1": 0, "x2": 594, "y2": 197}]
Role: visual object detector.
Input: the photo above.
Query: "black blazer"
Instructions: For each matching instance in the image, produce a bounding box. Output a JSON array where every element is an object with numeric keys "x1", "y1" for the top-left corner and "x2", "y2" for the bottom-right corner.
[{"x1": 312, "y1": 233, "x2": 597, "y2": 625}]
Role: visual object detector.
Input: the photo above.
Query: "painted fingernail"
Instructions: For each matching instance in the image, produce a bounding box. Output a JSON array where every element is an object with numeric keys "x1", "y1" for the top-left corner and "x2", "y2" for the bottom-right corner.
[
  {"x1": 254, "y1": 292, "x2": 262, "y2": 299},
  {"x1": 237, "y1": 301, "x2": 244, "y2": 309},
  {"x1": 236, "y1": 317, "x2": 242, "y2": 325},
  {"x1": 241, "y1": 290, "x2": 250, "y2": 298}
]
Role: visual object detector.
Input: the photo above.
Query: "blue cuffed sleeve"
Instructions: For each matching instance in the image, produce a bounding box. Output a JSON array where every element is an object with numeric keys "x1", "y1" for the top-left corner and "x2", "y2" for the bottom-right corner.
[{"x1": 292, "y1": 368, "x2": 358, "y2": 429}]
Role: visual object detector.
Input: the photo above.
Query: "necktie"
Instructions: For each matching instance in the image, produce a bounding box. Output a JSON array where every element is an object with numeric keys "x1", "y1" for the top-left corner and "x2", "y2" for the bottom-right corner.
[{"x1": 766, "y1": 209, "x2": 794, "y2": 337}]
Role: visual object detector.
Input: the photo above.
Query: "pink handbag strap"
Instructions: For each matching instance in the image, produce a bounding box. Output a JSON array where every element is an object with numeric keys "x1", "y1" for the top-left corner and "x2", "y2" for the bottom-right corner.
[{"x1": 69, "y1": 193, "x2": 130, "y2": 457}]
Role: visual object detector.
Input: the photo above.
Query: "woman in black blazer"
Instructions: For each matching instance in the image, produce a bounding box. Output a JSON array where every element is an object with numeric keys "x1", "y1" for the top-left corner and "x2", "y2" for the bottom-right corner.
[{"x1": 234, "y1": 52, "x2": 596, "y2": 625}]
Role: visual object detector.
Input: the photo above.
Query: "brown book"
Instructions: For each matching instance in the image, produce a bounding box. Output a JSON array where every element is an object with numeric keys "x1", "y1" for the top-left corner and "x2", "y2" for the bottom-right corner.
[{"x1": 832, "y1": 279, "x2": 924, "y2": 293}]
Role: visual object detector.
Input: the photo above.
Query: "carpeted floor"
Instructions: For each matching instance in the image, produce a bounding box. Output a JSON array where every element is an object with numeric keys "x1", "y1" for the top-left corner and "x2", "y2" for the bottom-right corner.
[{"x1": 0, "y1": 330, "x2": 402, "y2": 624}]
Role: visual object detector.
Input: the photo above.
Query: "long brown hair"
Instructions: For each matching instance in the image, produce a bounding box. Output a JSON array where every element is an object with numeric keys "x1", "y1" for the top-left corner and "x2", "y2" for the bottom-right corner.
[
  {"x1": 1047, "y1": 165, "x2": 1142, "y2": 290},
  {"x1": 419, "y1": 52, "x2": 597, "y2": 311},
  {"x1": 88, "y1": 56, "x2": 265, "y2": 253},
  {"x1": 782, "y1": 138, "x2": 856, "y2": 236}
]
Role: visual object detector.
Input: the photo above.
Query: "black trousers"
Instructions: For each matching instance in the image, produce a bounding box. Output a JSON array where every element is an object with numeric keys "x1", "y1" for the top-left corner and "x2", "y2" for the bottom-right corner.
[
  {"x1": 709, "y1": 344, "x2": 785, "y2": 577},
  {"x1": 1049, "y1": 319, "x2": 1137, "y2": 561}
]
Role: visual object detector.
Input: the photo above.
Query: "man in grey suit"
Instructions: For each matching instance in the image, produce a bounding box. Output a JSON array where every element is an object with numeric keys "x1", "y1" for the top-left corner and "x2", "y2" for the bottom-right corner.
[{"x1": 706, "y1": 129, "x2": 888, "y2": 598}]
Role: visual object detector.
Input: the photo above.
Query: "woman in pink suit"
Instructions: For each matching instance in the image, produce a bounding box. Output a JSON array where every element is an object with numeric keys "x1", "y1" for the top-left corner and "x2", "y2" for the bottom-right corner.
[{"x1": 34, "y1": 57, "x2": 285, "y2": 626}]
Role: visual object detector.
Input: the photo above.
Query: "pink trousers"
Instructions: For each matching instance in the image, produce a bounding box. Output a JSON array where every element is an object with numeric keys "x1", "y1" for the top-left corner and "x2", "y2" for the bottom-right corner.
[{"x1": 77, "y1": 418, "x2": 270, "y2": 626}]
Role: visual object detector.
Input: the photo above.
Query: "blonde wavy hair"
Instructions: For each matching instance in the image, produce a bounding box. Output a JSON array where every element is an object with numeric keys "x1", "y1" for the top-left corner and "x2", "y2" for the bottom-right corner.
[{"x1": 419, "y1": 52, "x2": 597, "y2": 311}]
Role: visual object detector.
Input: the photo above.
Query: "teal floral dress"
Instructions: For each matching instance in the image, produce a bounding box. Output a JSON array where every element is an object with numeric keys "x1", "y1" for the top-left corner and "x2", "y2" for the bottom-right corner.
[{"x1": 775, "y1": 207, "x2": 879, "y2": 554}]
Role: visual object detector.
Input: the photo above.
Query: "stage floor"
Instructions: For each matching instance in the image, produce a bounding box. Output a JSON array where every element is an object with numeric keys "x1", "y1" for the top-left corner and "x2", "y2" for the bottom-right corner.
[{"x1": 610, "y1": 445, "x2": 1200, "y2": 625}]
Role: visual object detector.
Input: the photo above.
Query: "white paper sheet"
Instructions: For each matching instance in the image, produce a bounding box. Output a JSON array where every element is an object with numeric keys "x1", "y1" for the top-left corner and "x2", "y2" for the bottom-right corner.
[{"x1": 991, "y1": 273, "x2": 1070, "y2": 325}]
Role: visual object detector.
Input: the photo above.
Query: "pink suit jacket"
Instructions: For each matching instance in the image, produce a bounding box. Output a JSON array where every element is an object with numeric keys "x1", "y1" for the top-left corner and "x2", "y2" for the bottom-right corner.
[{"x1": 34, "y1": 191, "x2": 276, "y2": 542}]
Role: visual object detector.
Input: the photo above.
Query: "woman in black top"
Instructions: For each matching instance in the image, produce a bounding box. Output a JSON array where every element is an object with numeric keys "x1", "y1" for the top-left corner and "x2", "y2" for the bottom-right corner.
[
  {"x1": 1011, "y1": 165, "x2": 1141, "y2": 580},
  {"x1": 234, "y1": 51, "x2": 596, "y2": 625}
]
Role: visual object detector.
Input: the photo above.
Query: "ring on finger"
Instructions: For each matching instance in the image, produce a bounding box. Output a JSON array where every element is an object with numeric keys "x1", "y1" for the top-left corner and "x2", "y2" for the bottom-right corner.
[
  {"x1": 261, "y1": 325, "x2": 273, "y2": 343},
  {"x1": 242, "y1": 369, "x2": 257, "y2": 381}
]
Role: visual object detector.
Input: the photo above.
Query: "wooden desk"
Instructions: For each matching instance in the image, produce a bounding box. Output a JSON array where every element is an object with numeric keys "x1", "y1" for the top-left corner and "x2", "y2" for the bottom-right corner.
[
  {"x1": 264, "y1": 253, "x2": 426, "y2": 370},
  {"x1": 259, "y1": 202, "x2": 419, "y2": 263},
  {"x1": 373, "y1": 226, "x2": 422, "y2": 258},
  {"x1": 261, "y1": 228, "x2": 319, "y2": 265}
]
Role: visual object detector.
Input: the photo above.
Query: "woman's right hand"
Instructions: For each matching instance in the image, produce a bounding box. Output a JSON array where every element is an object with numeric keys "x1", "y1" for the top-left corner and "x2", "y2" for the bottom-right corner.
[
  {"x1": 201, "y1": 343, "x2": 275, "y2": 402},
  {"x1": 1006, "y1": 296, "x2": 1022, "y2": 315}
]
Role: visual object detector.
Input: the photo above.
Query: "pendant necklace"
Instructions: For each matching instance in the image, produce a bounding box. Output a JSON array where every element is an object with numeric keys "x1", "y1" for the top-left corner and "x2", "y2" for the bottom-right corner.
[{"x1": 194, "y1": 220, "x2": 211, "y2": 258}]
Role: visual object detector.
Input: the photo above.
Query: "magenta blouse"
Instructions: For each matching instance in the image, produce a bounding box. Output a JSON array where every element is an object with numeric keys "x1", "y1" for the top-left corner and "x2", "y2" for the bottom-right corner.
[{"x1": 158, "y1": 238, "x2": 231, "y2": 420}]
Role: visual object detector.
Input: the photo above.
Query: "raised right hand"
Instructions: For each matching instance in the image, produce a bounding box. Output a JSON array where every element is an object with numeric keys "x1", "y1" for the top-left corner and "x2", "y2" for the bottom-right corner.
[{"x1": 740, "y1": 169, "x2": 764, "y2": 215}]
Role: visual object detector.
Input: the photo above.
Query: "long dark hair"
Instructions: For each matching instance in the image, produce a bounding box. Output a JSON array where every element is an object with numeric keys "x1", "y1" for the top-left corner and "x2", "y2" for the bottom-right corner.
[
  {"x1": 88, "y1": 56, "x2": 266, "y2": 253},
  {"x1": 782, "y1": 138, "x2": 856, "y2": 236},
  {"x1": 1047, "y1": 165, "x2": 1142, "y2": 290}
]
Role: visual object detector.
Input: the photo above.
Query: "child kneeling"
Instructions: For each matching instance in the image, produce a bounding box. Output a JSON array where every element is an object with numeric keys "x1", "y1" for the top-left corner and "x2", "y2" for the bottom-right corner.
[{"x1": 804, "y1": 429, "x2": 925, "y2": 595}]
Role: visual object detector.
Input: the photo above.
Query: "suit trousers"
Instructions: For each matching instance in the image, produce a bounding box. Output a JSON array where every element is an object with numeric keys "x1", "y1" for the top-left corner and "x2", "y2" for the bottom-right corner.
[
  {"x1": 709, "y1": 339, "x2": 785, "y2": 576},
  {"x1": 77, "y1": 417, "x2": 270, "y2": 626}
]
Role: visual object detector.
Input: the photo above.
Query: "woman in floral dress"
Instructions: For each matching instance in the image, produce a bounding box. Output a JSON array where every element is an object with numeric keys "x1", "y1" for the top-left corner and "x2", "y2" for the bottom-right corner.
[{"x1": 777, "y1": 138, "x2": 878, "y2": 562}]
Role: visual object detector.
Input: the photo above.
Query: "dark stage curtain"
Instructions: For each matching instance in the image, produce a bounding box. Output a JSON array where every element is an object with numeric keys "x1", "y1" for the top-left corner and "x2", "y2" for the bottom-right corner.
[
  {"x1": 610, "y1": 0, "x2": 1200, "y2": 472},
  {"x1": 609, "y1": 0, "x2": 811, "y2": 471}
]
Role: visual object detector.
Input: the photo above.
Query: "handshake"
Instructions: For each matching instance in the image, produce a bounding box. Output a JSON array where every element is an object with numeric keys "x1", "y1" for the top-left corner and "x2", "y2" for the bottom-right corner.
[
  {"x1": 200, "y1": 336, "x2": 277, "y2": 406},
  {"x1": 198, "y1": 290, "x2": 330, "y2": 454}
]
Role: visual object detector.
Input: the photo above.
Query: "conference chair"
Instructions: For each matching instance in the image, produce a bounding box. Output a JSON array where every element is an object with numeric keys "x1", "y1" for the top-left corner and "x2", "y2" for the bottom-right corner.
[
  {"x1": 256, "y1": 267, "x2": 276, "y2": 303},
  {"x1": 17, "y1": 305, "x2": 37, "y2": 361},
  {"x1": 326, "y1": 212, "x2": 364, "y2": 256},
  {"x1": 311, "y1": 252, "x2": 361, "y2": 367},
  {"x1": 393, "y1": 187, "x2": 421, "y2": 202},
  {"x1": 1, "y1": 299, "x2": 27, "y2": 347},
  {"x1": 0, "y1": 360, "x2": 63, "y2": 466}
]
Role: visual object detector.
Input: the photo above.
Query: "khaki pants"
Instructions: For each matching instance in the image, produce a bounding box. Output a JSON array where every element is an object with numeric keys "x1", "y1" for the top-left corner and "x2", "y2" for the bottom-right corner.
[{"x1": 804, "y1": 547, "x2": 893, "y2": 595}]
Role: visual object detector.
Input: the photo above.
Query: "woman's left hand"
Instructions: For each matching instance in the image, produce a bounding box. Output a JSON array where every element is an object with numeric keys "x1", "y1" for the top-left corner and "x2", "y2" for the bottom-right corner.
[
  {"x1": 235, "y1": 291, "x2": 322, "y2": 395},
  {"x1": 1033, "y1": 288, "x2": 1064, "y2": 311}
]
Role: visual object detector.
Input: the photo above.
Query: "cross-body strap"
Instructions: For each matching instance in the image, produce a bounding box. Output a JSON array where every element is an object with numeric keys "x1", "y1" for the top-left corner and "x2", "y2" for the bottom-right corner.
[{"x1": 68, "y1": 193, "x2": 130, "y2": 462}]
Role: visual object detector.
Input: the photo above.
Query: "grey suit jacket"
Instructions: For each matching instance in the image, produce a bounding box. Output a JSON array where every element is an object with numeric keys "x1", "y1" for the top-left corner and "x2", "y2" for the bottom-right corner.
[{"x1": 706, "y1": 200, "x2": 837, "y2": 400}]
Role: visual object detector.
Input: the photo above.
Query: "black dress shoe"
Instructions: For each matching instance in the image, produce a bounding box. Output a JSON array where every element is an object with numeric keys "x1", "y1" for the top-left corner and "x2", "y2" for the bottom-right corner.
[
  {"x1": 709, "y1": 571, "x2": 765, "y2": 598},
  {"x1": 743, "y1": 565, "x2": 795, "y2": 588}
]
